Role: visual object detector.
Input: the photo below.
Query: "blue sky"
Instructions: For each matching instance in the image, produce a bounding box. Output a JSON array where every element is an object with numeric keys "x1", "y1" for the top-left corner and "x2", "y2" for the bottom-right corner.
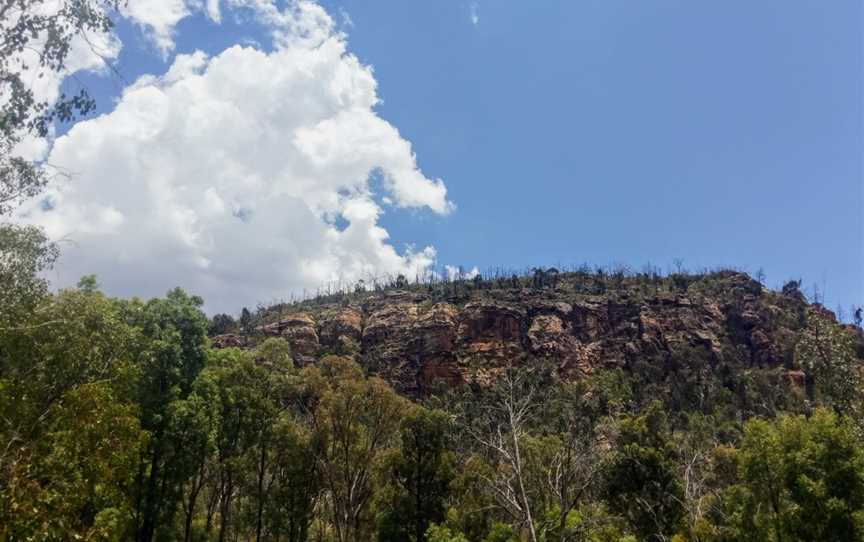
[
  {"x1": 344, "y1": 1, "x2": 862, "y2": 310},
  {"x1": 32, "y1": 0, "x2": 864, "y2": 313}
]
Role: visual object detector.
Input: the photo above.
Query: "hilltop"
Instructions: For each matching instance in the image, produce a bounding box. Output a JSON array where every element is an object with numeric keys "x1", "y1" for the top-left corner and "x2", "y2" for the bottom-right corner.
[{"x1": 211, "y1": 268, "x2": 864, "y2": 397}]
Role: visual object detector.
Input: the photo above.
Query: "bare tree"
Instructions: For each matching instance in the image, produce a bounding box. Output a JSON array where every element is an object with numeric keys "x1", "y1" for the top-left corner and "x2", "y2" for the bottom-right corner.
[
  {"x1": 466, "y1": 371, "x2": 539, "y2": 542},
  {"x1": 541, "y1": 420, "x2": 606, "y2": 541}
]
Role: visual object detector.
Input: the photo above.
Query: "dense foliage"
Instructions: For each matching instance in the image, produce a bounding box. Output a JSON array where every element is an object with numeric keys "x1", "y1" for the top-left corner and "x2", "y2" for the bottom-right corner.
[
  {"x1": 1, "y1": 225, "x2": 863, "y2": 541},
  {"x1": 2, "y1": 3, "x2": 863, "y2": 541}
]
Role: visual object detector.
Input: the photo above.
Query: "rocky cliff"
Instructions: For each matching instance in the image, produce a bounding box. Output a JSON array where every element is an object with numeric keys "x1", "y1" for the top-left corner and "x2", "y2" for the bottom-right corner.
[{"x1": 212, "y1": 270, "x2": 863, "y2": 395}]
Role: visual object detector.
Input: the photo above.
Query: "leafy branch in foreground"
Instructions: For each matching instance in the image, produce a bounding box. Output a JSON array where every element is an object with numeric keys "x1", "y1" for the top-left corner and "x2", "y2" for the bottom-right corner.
[{"x1": 0, "y1": 0, "x2": 121, "y2": 215}]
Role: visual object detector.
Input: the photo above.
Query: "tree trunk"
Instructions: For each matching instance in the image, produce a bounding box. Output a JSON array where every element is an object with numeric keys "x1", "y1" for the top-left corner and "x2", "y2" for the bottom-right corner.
[
  {"x1": 510, "y1": 409, "x2": 537, "y2": 542},
  {"x1": 183, "y1": 466, "x2": 205, "y2": 542},
  {"x1": 218, "y1": 472, "x2": 234, "y2": 542},
  {"x1": 138, "y1": 441, "x2": 163, "y2": 542},
  {"x1": 255, "y1": 441, "x2": 268, "y2": 542}
]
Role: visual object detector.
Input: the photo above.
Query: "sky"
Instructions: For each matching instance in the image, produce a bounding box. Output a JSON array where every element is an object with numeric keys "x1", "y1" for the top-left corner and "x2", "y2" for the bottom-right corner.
[{"x1": 11, "y1": 0, "x2": 863, "y2": 315}]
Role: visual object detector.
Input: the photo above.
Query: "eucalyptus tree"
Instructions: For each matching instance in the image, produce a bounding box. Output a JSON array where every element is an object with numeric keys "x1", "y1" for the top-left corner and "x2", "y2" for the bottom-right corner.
[{"x1": 1, "y1": 0, "x2": 121, "y2": 215}]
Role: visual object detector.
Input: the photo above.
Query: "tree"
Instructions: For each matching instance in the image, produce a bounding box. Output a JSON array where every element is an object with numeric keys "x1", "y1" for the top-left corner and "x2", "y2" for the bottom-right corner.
[
  {"x1": 603, "y1": 401, "x2": 685, "y2": 541},
  {"x1": 0, "y1": 223, "x2": 58, "y2": 322},
  {"x1": 528, "y1": 389, "x2": 607, "y2": 542},
  {"x1": 0, "y1": 382, "x2": 147, "y2": 540},
  {"x1": 243, "y1": 354, "x2": 290, "y2": 542},
  {"x1": 264, "y1": 414, "x2": 318, "y2": 542},
  {"x1": 0, "y1": 286, "x2": 145, "y2": 539},
  {"x1": 178, "y1": 341, "x2": 301, "y2": 542},
  {"x1": 0, "y1": 286, "x2": 137, "y2": 475},
  {"x1": 77, "y1": 273, "x2": 100, "y2": 292},
  {"x1": 1, "y1": 0, "x2": 121, "y2": 215},
  {"x1": 239, "y1": 307, "x2": 253, "y2": 335},
  {"x1": 257, "y1": 337, "x2": 294, "y2": 372},
  {"x1": 210, "y1": 313, "x2": 237, "y2": 335},
  {"x1": 718, "y1": 409, "x2": 864, "y2": 541},
  {"x1": 122, "y1": 288, "x2": 210, "y2": 542},
  {"x1": 464, "y1": 371, "x2": 541, "y2": 542},
  {"x1": 167, "y1": 388, "x2": 220, "y2": 542},
  {"x1": 444, "y1": 455, "x2": 497, "y2": 542},
  {"x1": 377, "y1": 407, "x2": 455, "y2": 542},
  {"x1": 194, "y1": 348, "x2": 274, "y2": 542},
  {"x1": 425, "y1": 523, "x2": 469, "y2": 542},
  {"x1": 795, "y1": 307, "x2": 862, "y2": 415},
  {"x1": 305, "y1": 356, "x2": 409, "y2": 542}
]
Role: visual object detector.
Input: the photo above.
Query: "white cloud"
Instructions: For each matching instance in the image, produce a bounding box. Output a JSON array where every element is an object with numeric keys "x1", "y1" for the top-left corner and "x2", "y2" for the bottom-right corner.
[
  {"x1": 121, "y1": 0, "x2": 223, "y2": 56},
  {"x1": 445, "y1": 265, "x2": 480, "y2": 281},
  {"x1": 469, "y1": 2, "x2": 479, "y2": 26},
  {"x1": 226, "y1": 0, "x2": 337, "y2": 49},
  {"x1": 16, "y1": 2, "x2": 453, "y2": 313},
  {"x1": 206, "y1": 0, "x2": 222, "y2": 22},
  {"x1": 339, "y1": 8, "x2": 354, "y2": 29},
  {"x1": 121, "y1": 0, "x2": 191, "y2": 56}
]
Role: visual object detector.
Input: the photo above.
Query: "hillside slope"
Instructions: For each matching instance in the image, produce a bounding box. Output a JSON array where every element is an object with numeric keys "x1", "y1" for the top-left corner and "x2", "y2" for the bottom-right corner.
[{"x1": 212, "y1": 270, "x2": 863, "y2": 396}]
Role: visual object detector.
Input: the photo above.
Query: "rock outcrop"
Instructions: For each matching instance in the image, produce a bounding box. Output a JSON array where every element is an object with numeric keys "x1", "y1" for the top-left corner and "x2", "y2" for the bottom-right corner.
[
  {"x1": 213, "y1": 271, "x2": 862, "y2": 395},
  {"x1": 257, "y1": 313, "x2": 320, "y2": 365}
]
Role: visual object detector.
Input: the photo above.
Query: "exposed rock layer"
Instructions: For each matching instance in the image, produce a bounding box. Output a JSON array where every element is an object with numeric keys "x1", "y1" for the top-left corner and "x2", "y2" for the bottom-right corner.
[{"x1": 212, "y1": 271, "x2": 859, "y2": 394}]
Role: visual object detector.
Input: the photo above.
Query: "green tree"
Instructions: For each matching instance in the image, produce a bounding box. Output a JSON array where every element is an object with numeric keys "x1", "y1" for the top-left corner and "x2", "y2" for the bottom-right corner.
[
  {"x1": 243, "y1": 352, "x2": 290, "y2": 542},
  {"x1": 795, "y1": 307, "x2": 863, "y2": 415},
  {"x1": 265, "y1": 414, "x2": 318, "y2": 542},
  {"x1": 426, "y1": 523, "x2": 469, "y2": 542},
  {"x1": 239, "y1": 307, "x2": 253, "y2": 335},
  {"x1": 0, "y1": 383, "x2": 147, "y2": 541},
  {"x1": 529, "y1": 380, "x2": 609, "y2": 542},
  {"x1": 0, "y1": 286, "x2": 145, "y2": 539},
  {"x1": 209, "y1": 313, "x2": 237, "y2": 335},
  {"x1": 257, "y1": 336, "x2": 294, "y2": 371},
  {"x1": 122, "y1": 288, "x2": 210, "y2": 542},
  {"x1": 193, "y1": 348, "x2": 273, "y2": 542},
  {"x1": 603, "y1": 401, "x2": 685, "y2": 541},
  {"x1": 718, "y1": 409, "x2": 864, "y2": 542},
  {"x1": 0, "y1": 223, "x2": 58, "y2": 322},
  {"x1": 1, "y1": 286, "x2": 138, "y2": 474},
  {"x1": 77, "y1": 273, "x2": 100, "y2": 292},
  {"x1": 377, "y1": 407, "x2": 455, "y2": 542},
  {"x1": 306, "y1": 356, "x2": 410, "y2": 542},
  {"x1": 168, "y1": 388, "x2": 220, "y2": 542}
]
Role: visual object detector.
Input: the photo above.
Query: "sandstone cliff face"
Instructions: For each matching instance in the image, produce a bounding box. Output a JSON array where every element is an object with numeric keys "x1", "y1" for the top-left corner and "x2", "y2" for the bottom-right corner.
[
  {"x1": 209, "y1": 271, "x2": 848, "y2": 395},
  {"x1": 258, "y1": 313, "x2": 320, "y2": 365}
]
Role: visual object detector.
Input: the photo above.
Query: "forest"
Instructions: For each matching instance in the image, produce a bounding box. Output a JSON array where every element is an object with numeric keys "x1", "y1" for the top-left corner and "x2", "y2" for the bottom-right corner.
[
  {"x1": 2, "y1": 1, "x2": 864, "y2": 541},
  {"x1": 2, "y1": 226, "x2": 864, "y2": 541}
]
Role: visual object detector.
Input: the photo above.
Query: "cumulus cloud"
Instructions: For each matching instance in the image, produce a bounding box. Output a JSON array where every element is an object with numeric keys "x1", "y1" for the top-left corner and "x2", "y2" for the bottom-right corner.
[
  {"x1": 16, "y1": 1, "x2": 452, "y2": 313},
  {"x1": 469, "y1": 2, "x2": 479, "y2": 26},
  {"x1": 121, "y1": 0, "x2": 225, "y2": 56},
  {"x1": 445, "y1": 265, "x2": 480, "y2": 281},
  {"x1": 120, "y1": 0, "x2": 189, "y2": 56}
]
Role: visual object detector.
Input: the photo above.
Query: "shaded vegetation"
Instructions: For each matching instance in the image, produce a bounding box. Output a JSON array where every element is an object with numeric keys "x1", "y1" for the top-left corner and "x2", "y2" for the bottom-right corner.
[{"x1": 2, "y1": 229, "x2": 863, "y2": 541}]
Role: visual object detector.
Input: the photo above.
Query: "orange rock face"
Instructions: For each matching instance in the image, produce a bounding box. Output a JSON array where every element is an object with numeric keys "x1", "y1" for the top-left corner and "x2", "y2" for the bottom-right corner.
[
  {"x1": 215, "y1": 271, "x2": 858, "y2": 395},
  {"x1": 457, "y1": 302, "x2": 525, "y2": 364},
  {"x1": 210, "y1": 333, "x2": 249, "y2": 348},
  {"x1": 257, "y1": 313, "x2": 319, "y2": 365},
  {"x1": 319, "y1": 308, "x2": 362, "y2": 352}
]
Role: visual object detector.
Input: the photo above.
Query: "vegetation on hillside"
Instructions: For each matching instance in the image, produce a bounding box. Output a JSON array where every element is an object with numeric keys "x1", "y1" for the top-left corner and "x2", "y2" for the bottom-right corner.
[
  {"x1": 2, "y1": 219, "x2": 863, "y2": 541},
  {"x1": 2, "y1": 4, "x2": 863, "y2": 541},
  {"x1": 213, "y1": 263, "x2": 859, "y2": 340}
]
